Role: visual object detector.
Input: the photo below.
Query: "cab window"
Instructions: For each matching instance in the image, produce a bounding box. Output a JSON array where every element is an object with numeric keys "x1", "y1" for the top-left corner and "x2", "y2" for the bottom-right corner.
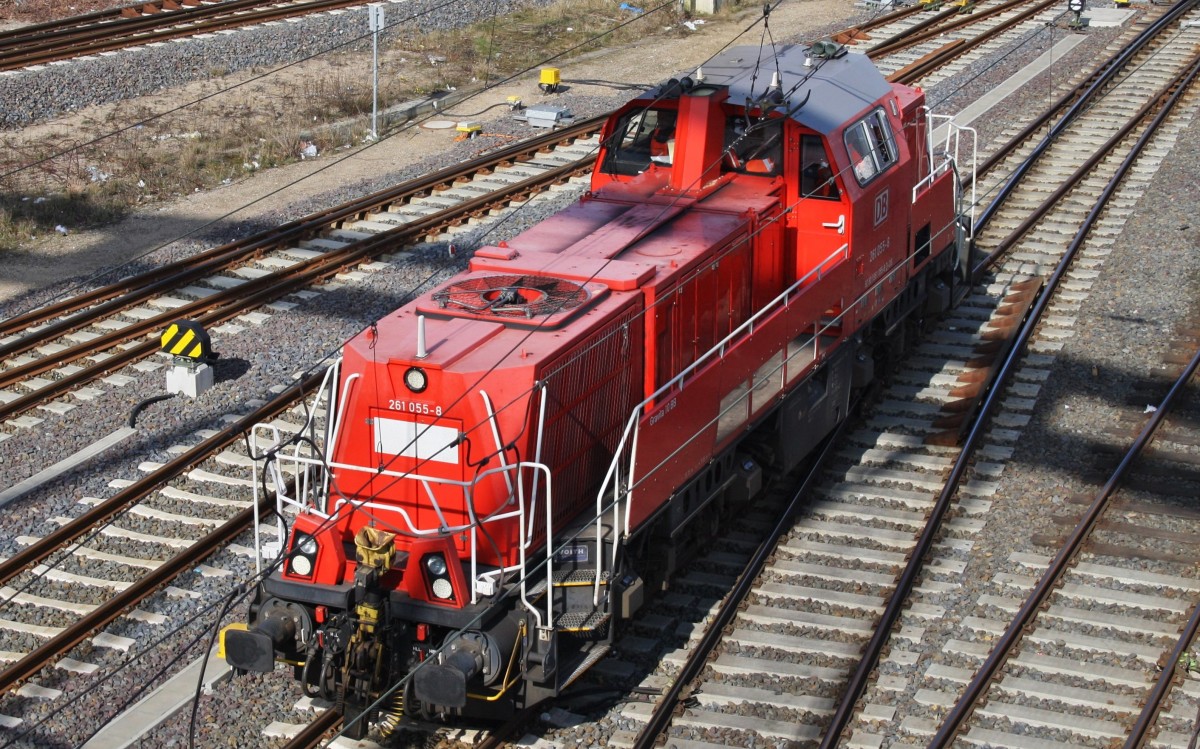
[
  {"x1": 601, "y1": 108, "x2": 677, "y2": 176},
  {"x1": 800, "y1": 135, "x2": 838, "y2": 199},
  {"x1": 844, "y1": 109, "x2": 897, "y2": 186},
  {"x1": 724, "y1": 117, "x2": 783, "y2": 176}
]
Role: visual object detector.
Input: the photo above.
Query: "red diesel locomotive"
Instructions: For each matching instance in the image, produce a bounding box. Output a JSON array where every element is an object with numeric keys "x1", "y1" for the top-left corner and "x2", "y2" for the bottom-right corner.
[{"x1": 221, "y1": 41, "x2": 976, "y2": 737}]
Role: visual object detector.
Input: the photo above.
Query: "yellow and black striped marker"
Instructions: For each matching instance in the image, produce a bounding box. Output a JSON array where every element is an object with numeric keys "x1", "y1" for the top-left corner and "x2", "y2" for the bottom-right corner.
[{"x1": 160, "y1": 319, "x2": 214, "y2": 362}]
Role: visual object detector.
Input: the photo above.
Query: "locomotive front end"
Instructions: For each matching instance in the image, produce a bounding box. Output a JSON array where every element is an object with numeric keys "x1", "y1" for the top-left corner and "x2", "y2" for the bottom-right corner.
[
  {"x1": 223, "y1": 305, "x2": 550, "y2": 733},
  {"x1": 224, "y1": 266, "x2": 642, "y2": 734}
]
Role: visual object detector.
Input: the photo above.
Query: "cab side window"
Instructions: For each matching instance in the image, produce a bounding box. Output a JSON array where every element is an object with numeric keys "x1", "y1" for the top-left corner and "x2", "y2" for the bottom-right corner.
[
  {"x1": 800, "y1": 135, "x2": 839, "y2": 199},
  {"x1": 843, "y1": 109, "x2": 897, "y2": 186},
  {"x1": 601, "y1": 108, "x2": 677, "y2": 176},
  {"x1": 724, "y1": 118, "x2": 783, "y2": 176}
]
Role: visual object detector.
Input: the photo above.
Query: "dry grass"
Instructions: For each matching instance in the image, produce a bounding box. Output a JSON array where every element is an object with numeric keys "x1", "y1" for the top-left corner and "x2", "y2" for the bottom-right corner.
[
  {"x1": 424, "y1": 0, "x2": 692, "y2": 88},
  {"x1": 0, "y1": 0, "x2": 720, "y2": 250}
]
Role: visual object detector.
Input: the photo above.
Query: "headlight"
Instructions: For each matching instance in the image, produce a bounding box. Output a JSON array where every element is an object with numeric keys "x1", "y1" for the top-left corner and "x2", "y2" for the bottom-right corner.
[
  {"x1": 404, "y1": 367, "x2": 428, "y2": 393},
  {"x1": 425, "y1": 554, "x2": 447, "y2": 576},
  {"x1": 297, "y1": 535, "x2": 318, "y2": 556}
]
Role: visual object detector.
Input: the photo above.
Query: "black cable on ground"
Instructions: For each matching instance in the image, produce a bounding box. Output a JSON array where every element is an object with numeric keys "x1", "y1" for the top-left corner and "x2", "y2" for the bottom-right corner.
[{"x1": 128, "y1": 392, "x2": 177, "y2": 428}]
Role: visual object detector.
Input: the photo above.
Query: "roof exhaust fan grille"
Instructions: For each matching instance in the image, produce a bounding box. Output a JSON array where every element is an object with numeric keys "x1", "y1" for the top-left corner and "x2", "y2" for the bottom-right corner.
[{"x1": 431, "y1": 275, "x2": 590, "y2": 319}]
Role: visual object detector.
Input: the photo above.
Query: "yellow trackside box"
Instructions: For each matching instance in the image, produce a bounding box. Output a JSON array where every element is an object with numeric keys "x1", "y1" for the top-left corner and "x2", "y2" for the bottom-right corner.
[{"x1": 539, "y1": 67, "x2": 561, "y2": 93}]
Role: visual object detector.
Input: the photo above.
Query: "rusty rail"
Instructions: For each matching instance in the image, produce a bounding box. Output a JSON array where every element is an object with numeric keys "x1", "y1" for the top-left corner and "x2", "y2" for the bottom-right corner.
[
  {"x1": 0, "y1": 134, "x2": 600, "y2": 422},
  {"x1": 0, "y1": 116, "x2": 605, "y2": 341}
]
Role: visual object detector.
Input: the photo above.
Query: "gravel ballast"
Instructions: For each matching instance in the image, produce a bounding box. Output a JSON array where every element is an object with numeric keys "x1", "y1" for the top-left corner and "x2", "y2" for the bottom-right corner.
[{"x1": 1, "y1": 2, "x2": 1198, "y2": 747}]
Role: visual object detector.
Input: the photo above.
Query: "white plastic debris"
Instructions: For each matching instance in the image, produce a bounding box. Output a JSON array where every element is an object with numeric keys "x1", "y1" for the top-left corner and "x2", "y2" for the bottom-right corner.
[
  {"x1": 300, "y1": 142, "x2": 318, "y2": 159},
  {"x1": 54, "y1": 225, "x2": 68, "y2": 235},
  {"x1": 1145, "y1": 405, "x2": 1157, "y2": 413}
]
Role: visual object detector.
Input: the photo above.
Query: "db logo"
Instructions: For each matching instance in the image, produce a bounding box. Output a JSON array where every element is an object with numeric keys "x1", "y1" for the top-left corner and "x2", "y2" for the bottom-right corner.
[{"x1": 873, "y1": 189, "x2": 889, "y2": 227}]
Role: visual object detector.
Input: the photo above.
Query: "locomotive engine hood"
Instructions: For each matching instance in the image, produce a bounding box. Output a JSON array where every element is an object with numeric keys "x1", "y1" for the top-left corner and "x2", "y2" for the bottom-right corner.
[{"x1": 316, "y1": 268, "x2": 639, "y2": 588}]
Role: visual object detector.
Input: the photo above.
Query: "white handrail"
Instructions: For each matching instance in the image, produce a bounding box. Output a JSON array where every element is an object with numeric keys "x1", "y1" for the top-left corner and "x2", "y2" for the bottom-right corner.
[
  {"x1": 590, "y1": 242, "x2": 851, "y2": 600},
  {"x1": 480, "y1": 390, "x2": 516, "y2": 499},
  {"x1": 528, "y1": 383, "x2": 547, "y2": 545},
  {"x1": 919, "y1": 111, "x2": 977, "y2": 239}
]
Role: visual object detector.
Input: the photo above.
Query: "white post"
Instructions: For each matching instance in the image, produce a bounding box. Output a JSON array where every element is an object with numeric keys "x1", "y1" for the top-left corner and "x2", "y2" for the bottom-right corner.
[{"x1": 368, "y1": 4, "x2": 384, "y2": 140}]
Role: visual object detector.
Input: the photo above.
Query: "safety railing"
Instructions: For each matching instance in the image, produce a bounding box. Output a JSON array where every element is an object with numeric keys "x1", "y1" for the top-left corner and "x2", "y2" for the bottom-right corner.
[
  {"x1": 591, "y1": 242, "x2": 851, "y2": 599},
  {"x1": 249, "y1": 362, "x2": 344, "y2": 574},
  {"x1": 920, "y1": 111, "x2": 978, "y2": 240},
  {"x1": 250, "y1": 373, "x2": 560, "y2": 621},
  {"x1": 255, "y1": 432, "x2": 552, "y2": 605}
]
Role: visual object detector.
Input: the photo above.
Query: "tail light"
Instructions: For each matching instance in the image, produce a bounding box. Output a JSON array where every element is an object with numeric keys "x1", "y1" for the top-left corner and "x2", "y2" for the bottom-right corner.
[
  {"x1": 404, "y1": 537, "x2": 467, "y2": 607},
  {"x1": 424, "y1": 553, "x2": 454, "y2": 601}
]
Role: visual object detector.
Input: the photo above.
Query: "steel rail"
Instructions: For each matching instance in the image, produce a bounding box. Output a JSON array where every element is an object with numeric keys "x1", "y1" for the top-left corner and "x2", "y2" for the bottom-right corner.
[
  {"x1": 963, "y1": 40, "x2": 1140, "y2": 193},
  {"x1": 869, "y1": 0, "x2": 1056, "y2": 60},
  {"x1": 280, "y1": 708, "x2": 341, "y2": 749},
  {"x1": 0, "y1": 492, "x2": 273, "y2": 695},
  {"x1": 962, "y1": 0, "x2": 1186, "y2": 192},
  {"x1": 930, "y1": 347, "x2": 1200, "y2": 747},
  {"x1": 976, "y1": 65, "x2": 1190, "y2": 268},
  {"x1": 970, "y1": 0, "x2": 1200, "y2": 238},
  {"x1": 851, "y1": 5, "x2": 961, "y2": 51},
  {"x1": 816, "y1": 22, "x2": 1200, "y2": 749},
  {"x1": 886, "y1": 0, "x2": 1062, "y2": 83},
  {"x1": 0, "y1": 369, "x2": 320, "y2": 589},
  {"x1": 0, "y1": 116, "x2": 605, "y2": 342},
  {"x1": 831, "y1": 2, "x2": 932, "y2": 45},
  {"x1": 0, "y1": 0, "x2": 258, "y2": 51},
  {"x1": 0, "y1": 151, "x2": 598, "y2": 422},
  {"x1": 1125, "y1": 497, "x2": 1200, "y2": 749},
  {"x1": 886, "y1": 39, "x2": 967, "y2": 83},
  {"x1": 0, "y1": 0, "x2": 405, "y2": 70},
  {"x1": 630, "y1": 408, "x2": 855, "y2": 749},
  {"x1": 925, "y1": 51, "x2": 1200, "y2": 748},
  {"x1": 0, "y1": 0, "x2": 208, "y2": 43},
  {"x1": 813, "y1": 278, "x2": 1045, "y2": 748}
]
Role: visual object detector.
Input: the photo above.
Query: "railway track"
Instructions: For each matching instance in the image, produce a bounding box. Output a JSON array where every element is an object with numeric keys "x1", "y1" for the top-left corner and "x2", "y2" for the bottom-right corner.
[
  {"x1": 0, "y1": 0, "x2": 401, "y2": 72},
  {"x1": 540, "y1": 4, "x2": 1200, "y2": 749},
  {"x1": 0, "y1": 119, "x2": 604, "y2": 431},
  {"x1": 829, "y1": 3, "x2": 1200, "y2": 746},
  {"x1": 0, "y1": 1, "x2": 1191, "y2": 745},
  {"x1": 864, "y1": 0, "x2": 1071, "y2": 86},
  {"x1": 0, "y1": 373, "x2": 322, "y2": 744},
  {"x1": 926, "y1": 331, "x2": 1200, "y2": 747}
]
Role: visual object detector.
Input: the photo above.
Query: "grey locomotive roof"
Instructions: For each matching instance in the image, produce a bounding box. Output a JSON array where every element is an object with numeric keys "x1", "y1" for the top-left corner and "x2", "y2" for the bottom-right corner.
[{"x1": 656, "y1": 44, "x2": 893, "y2": 136}]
